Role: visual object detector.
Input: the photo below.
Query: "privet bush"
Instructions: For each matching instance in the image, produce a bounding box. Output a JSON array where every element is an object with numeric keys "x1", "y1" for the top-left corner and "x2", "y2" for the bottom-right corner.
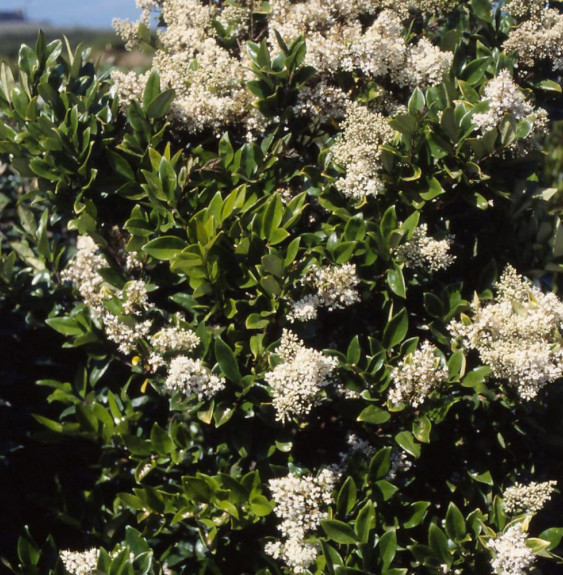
[{"x1": 2, "y1": 0, "x2": 563, "y2": 573}]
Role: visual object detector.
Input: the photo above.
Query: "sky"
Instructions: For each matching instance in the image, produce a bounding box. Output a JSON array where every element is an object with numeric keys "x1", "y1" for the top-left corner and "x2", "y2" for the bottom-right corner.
[{"x1": 0, "y1": 0, "x2": 142, "y2": 29}]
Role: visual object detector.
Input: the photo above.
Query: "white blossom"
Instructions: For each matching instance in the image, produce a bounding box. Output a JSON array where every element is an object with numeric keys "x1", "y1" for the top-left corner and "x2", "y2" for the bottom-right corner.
[
  {"x1": 472, "y1": 70, "x2": 534, "y2": 133},
  {"x1": 331, "y1": 101, "x2": 394, "y2": 200},
  {"x1": 388, "y1": 341, "x2": 449, "y2": 407},
  {"x1": 396, "y1": 223, "x2": 455, "y2": 272},
  {"x1": 489, "y1": 523, "x2": 535, "y2": 575},
  {"x1": 265, "y1": 330, "x2": 338, "y2": 422},
  {"x1": 121, "y1": 280, "x2": 150, "y2": 315},
  {"x1": 60, "y1": 548, "x2": 99, "y2": 575},
  {"x1": 266, "y1": 468, "x2": 338, "y2": 573},
  {"x1": 504, "y1": 480, "x2": 557, "y2": 515},
  {"x1": 288, "y1": 263, "x2": 360, "y2": 322},
  {"x1": 449, "y1": 266, "x2": 563, "y2": 400},
  {"x1": 165, "y1": 356, "x2": 225, "y2": 401}
]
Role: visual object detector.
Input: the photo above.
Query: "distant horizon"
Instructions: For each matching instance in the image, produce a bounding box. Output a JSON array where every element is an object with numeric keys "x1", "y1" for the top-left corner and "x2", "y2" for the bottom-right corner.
[{"x1": 0, "y1": 0, "x2": 142, "y2": 29}]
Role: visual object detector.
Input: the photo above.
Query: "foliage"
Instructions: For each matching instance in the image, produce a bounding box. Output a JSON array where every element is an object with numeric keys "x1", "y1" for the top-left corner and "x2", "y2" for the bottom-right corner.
[{"x1": 1, "y1": 2, "x2": 563, "y2": 574}]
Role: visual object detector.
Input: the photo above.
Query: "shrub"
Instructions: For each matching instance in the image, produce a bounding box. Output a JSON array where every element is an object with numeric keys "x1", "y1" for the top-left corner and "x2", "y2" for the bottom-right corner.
[{"x1": 1, "y1": 1, "x2": 563, "y2": 574}]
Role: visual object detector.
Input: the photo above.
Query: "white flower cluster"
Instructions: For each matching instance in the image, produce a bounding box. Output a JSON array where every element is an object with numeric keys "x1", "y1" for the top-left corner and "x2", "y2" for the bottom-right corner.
[
  {"x1": 269, "y1": 2, "x2": 451, "y2": 90},
  {"x1": 489, "y1": 523, "x2": 535, "y2": 575},
  {"x1": 113, "y1": 0, "x2": 249, "y2": 133},
  {"x1": 405, "y1": 38, "x2": 453, "y2": 88},
  {"x1": 112, "y1": 0, "x2": 454, "y2": 135},
  {"x1": 388, "y1": 341, "x2": 449, "y2": 407},
  {"x1": 61, "y1": 236, "x2": 107, "y2": 312},
  {"x1": 150, "y1": 326, "x2": 200, "y2": 355},
  {"x1": 265, "y1": 468, "x2": 338, "y2": 573},
  {"x1": 62, "y1": 237, "x2": 151, "y2": 354},
  {"x1": 165, "y1": 356, "x2": 225, "y2": 401},
  {"x1": 288, "y1": 263, "x2": 360, "y2": 322},
  {"x1": 503, "y1": 480, "x2": 557, "y2": 515},
  {"x1": 60, "y1": 548, "x2": 99, "y2": 575},
  {"x1": 103, "y1": 315, "x2": 152, "y2": 355},
  {"x1": 62, "y1": 237, "x2": 201, "y2": 363},
  {"x1": 504, "y1": 2, "x2": 563, "y2": 70},
  {"x1": 120, "y1": 280, "x2": 150, "y2": 315},
  {"x1": 331, "y1": 101, "x2": 394, "y2": 200},
  {"x1": 471, "y1": 70, "x2": 535, "y2": 134},
  {"x1": 449, "y1": 266, "x2": 563, "y2": 400},
  {"x1": 265, "y1": 330, "x2": 339, "y2": 422},
  {"x1": 396, "y1": 224, "x2": 455, "y2": 273}
]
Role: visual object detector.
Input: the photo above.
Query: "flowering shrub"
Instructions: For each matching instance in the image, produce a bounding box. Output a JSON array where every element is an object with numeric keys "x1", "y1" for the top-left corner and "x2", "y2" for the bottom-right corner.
[{"x1": 2, "y1": 1, "x2": 563, "y2": 574}]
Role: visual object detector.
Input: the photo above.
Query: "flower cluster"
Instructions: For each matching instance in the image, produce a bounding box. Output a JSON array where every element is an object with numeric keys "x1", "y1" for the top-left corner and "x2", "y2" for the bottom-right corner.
[
  {"x1": 388, "y1": 341, "x2": 449, "y2": 407},
  {"x1": 395, "y1": 223, "x2": 455, "y2": 273},
  {"x1": 113, "y1": 0, "x2": 249, "y2": 133},
  {"x1": 449, "y1": 266, "x2": 563, "y2": 400},
  {"x1": 265, "y1": 468, "x2": 339, "y2": 573},
  {"x1": 504, "y1": 2, "x2": 563, "y2": 70},
  {"x1": 331, "y1": 101, "x2": 394, "y2": 200},
  {"x1": 471, "y1": 70, "x2": 535, "y2": 133},
  {"x1": 269, "y1": 2, "x2": 451, "y2": 90},
  {"x1": 288, "y1": 263, "x2": 360, "y2": 322},
  {"x1": 503, "y1": 480, "x2": 557, "y2": 515},
  {"x1": 489, "y1": 523, "x2": 535, "y2": 575},
  {"x1": 120, "y1": 280, "x2": 150, "y2": 315},
  {"x1": 61, "y1": 236, "x2": 107, "y2": 312},
  {"x1": 113, "y1": 0, "x2": 454, "y2": 136},
  {"x1": 164, "y1": 356, "x2": 225, "y2": 401},
  {"x1": 265, "y1": 330, "x2": 339, "y2": 422},
  {"x1": 60, "y1": 548, "x2": 99, "y2": 575},
  {"x1": 62, "y1": 237, "x2": 151, "y2": 354}
]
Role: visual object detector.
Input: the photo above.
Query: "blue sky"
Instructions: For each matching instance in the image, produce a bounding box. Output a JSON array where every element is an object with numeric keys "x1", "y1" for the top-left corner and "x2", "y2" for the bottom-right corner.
[{"x1": 0, "y1": 0, "x2": 142, "y2": 28}]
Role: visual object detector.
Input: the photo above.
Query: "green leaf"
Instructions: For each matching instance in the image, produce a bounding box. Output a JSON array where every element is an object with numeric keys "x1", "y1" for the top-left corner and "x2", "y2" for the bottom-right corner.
[
  {"x1": 358, "y1": 405, "x2": 391, "y2": 425},
  {"x1": 375, "y1": 480, "x2": 398, "y2": 501},
  {"x1": 382, "y1": 307, "x2": 408, "y2": 349},
  {"x1": 445, "y1": 502, "x2": 466, "y2": 542},
  {"x1": 354, "y1": 501, "x2": 375, "y2": 543},
  {"x1": 412, "y1": 416, "x2": 431, "y2": 443},
  {"x1": 321, "y1": 519, "x2": 359, "y2": 544},
  {"x1": 379, "y1": 530, "x2": 397, "y2": 568},
  {"x1": 535, "y1": 79, "x2": 562, "y2": 92},
  {"x1": 150, "y1": 423, "x2": 174, "y2": 455},
  {"x1": 471, "y1": 0, "x2": 493, "y2": 22},
  {"x1": 346, "y1": 335, "x2": 361, "y2": 365},
  {"x1": 428, "y1": 524, "x2": 452, "y2": 566},
  {"x1": 45, "y1": 317, "x2": 84, "y2": 336},
  {"x1": 108, "y1": 151, "x2": 135, "y2": 181},
  {"x1": 262, "y1": 194, "x2": 284, "y2": 242},
  {"x1": 142, "y1": 70, "x2": 161, "y2": 110},
  {"x1": 447, "y1": 350, "x2": 466, "y2": 380},
  {"x1": 143, "y1": 236, "x2": 188, "y2": 260},
  {"x1": 17, "y1": 533, "x2": 40, "y2": 566},
  {"x1": 146, "y1": 89, "x2": 176, "y2": 119},
  {"x1": 387, "y1": 265, "x2": 406, "y2": 298},
  {"x1": 538, "y1": 528, "x2": 563, "y2": 551},
  {"x1": 461, "y1": 365, "x2": 491, "y2": 389},
  {"x1": 403, "y1": 501, "x2": 430, "y2": 529},
  {"x1": 245, "y1": 313, "x2": 269, "y2": 329},
  {"x1": 369, "y1": 447, "x2": 391, "y2": 480},
  {"x1": 468, "y1": 470, "x2": 493, "y2": 485},
  {"x1": 214, "y1": 337, "x2": 242, "y2": 384},
  {"x1": 337, "y1": 477, "x2": 357, "y2": 517},
  {"x1": 249, "y1": 495, "x2": 272, "y2": 517},
  {"x1": 395, "y1": 431, "x2": 421, "y2": 458},
  {"x1": 159, "y1": 157, "x2": 177, "y2": 200},
  {"x1": 461, "y1": 57, "x2": 490, "y2": 85},
  {"x1": 408, "y1": 88, "x2": 425, "y2": 114}
]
